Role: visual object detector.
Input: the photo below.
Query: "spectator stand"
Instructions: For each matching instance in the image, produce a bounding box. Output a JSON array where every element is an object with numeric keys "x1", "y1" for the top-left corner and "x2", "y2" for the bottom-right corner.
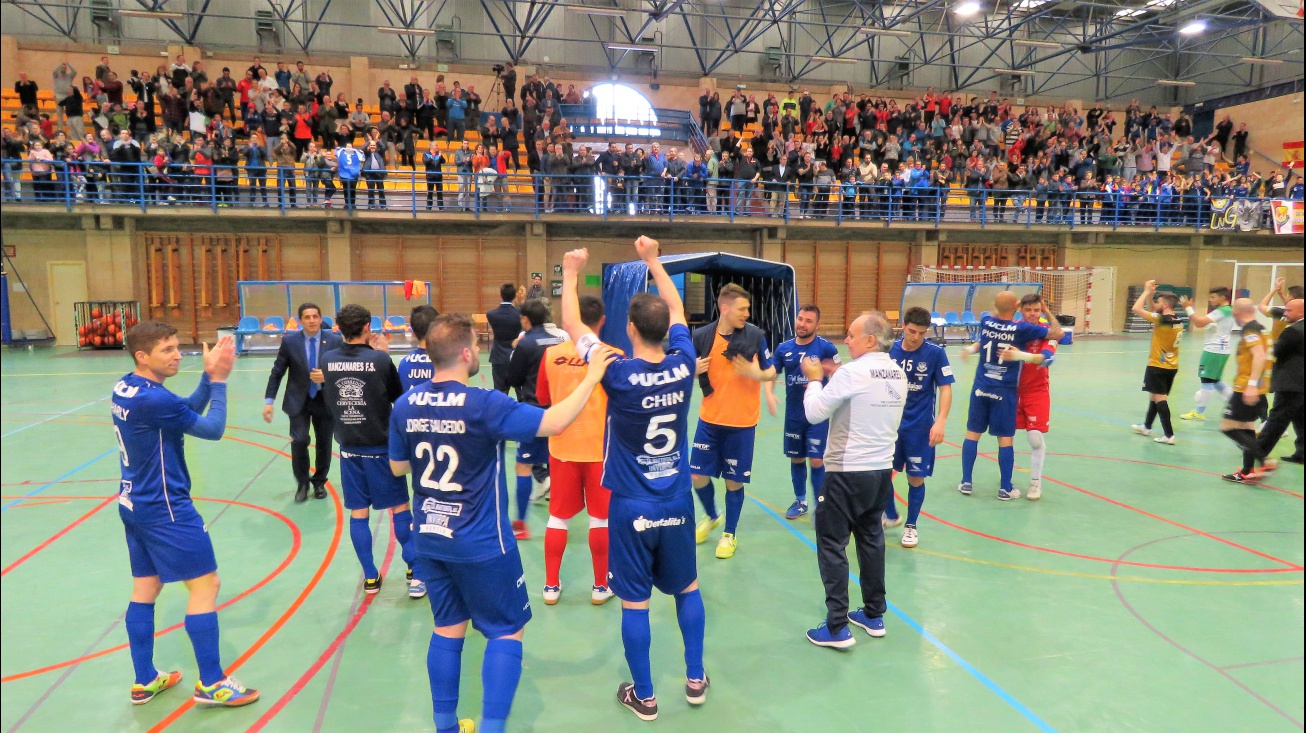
[
  {"x1": 899, "y1": 281, "x2": 1043, "y2": 343},
  {"x1": 235, "y1": 279, "x2": 429, "y2": 354}
]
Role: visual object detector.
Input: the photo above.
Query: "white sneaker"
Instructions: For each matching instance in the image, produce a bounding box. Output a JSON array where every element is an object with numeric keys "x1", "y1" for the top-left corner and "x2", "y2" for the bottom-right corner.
[
  {"x1": 1131, "y1": 424, "x2": 1153, "y2": 436},
  {"x1": 1153, "y1": 435, "x2": 1176, "y2": 445},
  {"x1": 882, "y1": 514, "x2": 905, "y2": 529},
  {"x1": 957, "y1": 481, "x2": 973, "y2": 496},
  {"x1": 591, "y1": 585, "x2": 615, "y2": 605},
  {"x1": 901, "y1": 526, "x2": 919, "y2": 548},
  {"x1": 530, "y1": 476, "x2": 551, "y2": 503},
  {"x1": 1027, "y1": 479, "x2": 1042, "y2": 501},
  {"x1": 542, "y1": 585, "x2": 561, "y2": 605}
]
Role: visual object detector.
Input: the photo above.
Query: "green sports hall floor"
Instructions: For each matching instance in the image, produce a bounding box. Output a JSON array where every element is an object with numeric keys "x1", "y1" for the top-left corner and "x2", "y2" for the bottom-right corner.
[{"x1": 1, "y1": 335, "x2": 1301, "y2": 733}]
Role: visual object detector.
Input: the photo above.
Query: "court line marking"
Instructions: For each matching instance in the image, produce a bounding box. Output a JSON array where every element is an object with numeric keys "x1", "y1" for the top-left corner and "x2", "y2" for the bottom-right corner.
[
  {"x1": 0, "y1": 496, "x2": 117, "y2": 576},
  {"x1": 0, "y1": 450, "x2": 117, "y2": 513},
  {"x1": 1218, "y1": 657, "x2": 1304, "y2": 671},
  {"x1": 750, "y1": 495, "x2": 1059, "y2": 733},
  {"x1": 0, "y1": 397, "x2": 108, "y2": 438}
]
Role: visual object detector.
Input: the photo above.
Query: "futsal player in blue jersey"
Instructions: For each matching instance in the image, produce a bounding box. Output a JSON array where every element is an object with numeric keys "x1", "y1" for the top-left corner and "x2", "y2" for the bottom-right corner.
[
  {"x1": 882, "y1": 307, "x2": 954, "y2": 547},
  {"x1": 561, "y1": 236, "x2": 709, "y2": 722},
  {"x1": 112, "y1": 324, "x2": 258, "y2": 708},
  {"x1": 766, "y1": 304, "x2": 841, "y2": 519},
  {"x1": 389, "y1": 313, "x2": 614, "y2": 733},
  {"x1": 397, "y1": 304, "x2": 439, "y2": 391},
  {"x1": 958, "y1": 292, "x2": 1062, "y2": 500}
]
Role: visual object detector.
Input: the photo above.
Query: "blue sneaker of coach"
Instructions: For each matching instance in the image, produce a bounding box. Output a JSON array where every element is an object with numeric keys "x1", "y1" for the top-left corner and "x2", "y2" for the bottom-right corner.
[
  {"x1": 848, "y1": 609, "x2": 886, "y2": 637},
  {"x1": 785, "y1": 500, "x2": 809, "y2": 520},
  {"x1": 806, "y1": 622, "x2": 856, "y2": 649}
]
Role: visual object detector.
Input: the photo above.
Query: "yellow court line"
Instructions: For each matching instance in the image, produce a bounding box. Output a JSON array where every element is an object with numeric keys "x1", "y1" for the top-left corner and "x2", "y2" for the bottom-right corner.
[{"x1": 749, "y1": 495, "x2": 1303, "y2": 587}]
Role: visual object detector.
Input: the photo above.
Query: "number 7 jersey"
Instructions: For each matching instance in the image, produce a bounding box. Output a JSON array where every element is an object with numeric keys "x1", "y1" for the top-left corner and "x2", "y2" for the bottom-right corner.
[{"x1": 389, "y1": 382, "x2": 544, "y2": 563}]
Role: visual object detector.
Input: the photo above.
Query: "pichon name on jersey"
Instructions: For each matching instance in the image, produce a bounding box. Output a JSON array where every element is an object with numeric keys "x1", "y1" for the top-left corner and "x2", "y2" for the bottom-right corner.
[
  {"x1": 628, "y1": 364, "x2": 691, "y2": 387},
  {"x1": 980, "y1": 320, "x2": 1022, "y2": 342},
  {"x1": 406, "y1": 418, "x2": 468, "y2": 434},
  {"x1": 407, "y1": 391, "x2": 467, "y2": 407},
  {"x1": 326, "y1": 361, "x2": 377, "y2": 372}
]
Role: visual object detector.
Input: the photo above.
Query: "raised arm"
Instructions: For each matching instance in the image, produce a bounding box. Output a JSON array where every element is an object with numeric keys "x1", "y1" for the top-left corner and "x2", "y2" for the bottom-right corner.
[
  {"x1": 1131, "y1": 280, "x2": 1157, "y2": 319},
  {"x1": 1180, "y1": 295, "x2": 1213, "y2": 327},
  {"x1": 636, "y1": 235, "x2": 687, "y2": 328},
  {"x1": 560, "y1": 247, "x2": 591, "y2": 343},
  {"x1": 1258, "y1": 277, "x2": 1286, "y2": 316}
]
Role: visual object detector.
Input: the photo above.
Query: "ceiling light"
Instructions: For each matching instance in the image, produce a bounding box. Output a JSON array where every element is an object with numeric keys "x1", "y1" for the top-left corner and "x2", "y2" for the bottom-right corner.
[
  {"x1": 811, "y1": 55, "x2": 858, "y2": 64},
  {"x1": 1011, "y1": 39, "x2": 1062, "y2": 48},
  {"x1": 857, "y1": 27, "x2": 913, "y2": 37},
  {"x1": 119, "y1": 9, "x2": 185, "y2": 18},
  {"x1": 377, "y1": 26, "x2": 437, "y2": 35},
  {"x1": 1156, "y1": 79, "x2": 1196, "y2": 86},
  {"x1": 1178, "y1": 19, "x2": 1207, "y2": 34},
  {"x1": 604, "y1": 42, "x2": 658, "y2": 53},
  {"x1": 1239, "y1": 56, "x2": 1284, "y2": 64},
  {"x1": 567, "y1": 5, "x2": 627, "y2": 16},
  {"x1": 1013, "y1": 0, "x2": 1052, "y2": 9},
  {"x1": 994, "y1": 68, "x2": 1036, "y2": 75},
  {"x1": 954, "y1": 1, "x2": 982, "y2": 16}
]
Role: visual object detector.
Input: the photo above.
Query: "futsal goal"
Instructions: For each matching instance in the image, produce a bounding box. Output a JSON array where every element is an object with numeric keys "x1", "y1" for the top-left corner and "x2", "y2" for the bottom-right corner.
[{"x1": 912, "y1": 266, "x2": 1116, "y2": 335}]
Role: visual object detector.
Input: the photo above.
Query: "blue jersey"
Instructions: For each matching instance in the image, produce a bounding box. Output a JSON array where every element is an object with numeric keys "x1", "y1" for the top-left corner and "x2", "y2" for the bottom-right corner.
[
  {"x1": 397, "y1": 347, "x2": 433, "y2": 392},
  {"x1": 599, "y1": 323, "x2": 696, "y2": 503},
  {"x1": 774, "y1": 336, "x2": 841, "y2": 422},
  {"x1": 112, "y1": 373, "x2": 208, "y2": 526},
  {"x1": 890, "y1": 339, "x2": 955, "y2": 432},
  {"x1": 974, "y1": 314, "x2": 1049, "y2": 390},
  {"x1": 389, "y1": 382, "x2": 543, "y2": 563}
]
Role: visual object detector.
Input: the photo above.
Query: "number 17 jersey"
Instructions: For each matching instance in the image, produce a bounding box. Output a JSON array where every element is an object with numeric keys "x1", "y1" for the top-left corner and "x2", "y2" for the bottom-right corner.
[{"x1": 598, "y1": 324, "x2": 697, "y2": 503}]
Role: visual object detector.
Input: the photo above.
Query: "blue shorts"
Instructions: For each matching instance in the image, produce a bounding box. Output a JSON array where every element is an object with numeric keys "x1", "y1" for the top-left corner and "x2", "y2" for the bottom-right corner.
[
  {"x1": 414, "y1": 548, "x2": 532, "y2": 639},
  {"x1": 122, "y1": 514, "x2": 218, "y2": 584},
  {"x1": 689, "y1": 421, "x2": 756, "y2": 483},
  {"x1": 783, "y1": 415, "x2": 828, "y2": 459},
  {"x1": 608, "y1": 494, "x2": 697, "y2": 602},
  {"x1": 516, "y1": 437, "x2": 548, "y2": 465},
  {"x1": 341, "y1": 449, "x2": 410, "y2": 511},
  {"x1": 894, "y1": 426, "x2": 935, "y2": 477},
  {"x1": 966, "y1": 386, "x2": 1018, "y2": 438}
]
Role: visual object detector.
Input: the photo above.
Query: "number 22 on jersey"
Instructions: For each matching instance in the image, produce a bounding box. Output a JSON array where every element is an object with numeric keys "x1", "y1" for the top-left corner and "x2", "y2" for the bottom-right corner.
[{"x1": 416, "y1": 441, "x2": 463, "y2": 492}]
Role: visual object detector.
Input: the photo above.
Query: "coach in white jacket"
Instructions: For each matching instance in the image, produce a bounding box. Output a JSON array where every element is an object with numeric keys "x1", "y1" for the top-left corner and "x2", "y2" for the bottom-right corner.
[{"x1": 801, "y1": 311, "x2": 907, "y2": 649}]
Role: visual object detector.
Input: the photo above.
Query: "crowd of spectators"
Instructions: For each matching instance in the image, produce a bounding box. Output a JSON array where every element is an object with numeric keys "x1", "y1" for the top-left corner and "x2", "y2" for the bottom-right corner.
[{"x1": 4, "y1": 55, "x2": 1301, "y2": 224}]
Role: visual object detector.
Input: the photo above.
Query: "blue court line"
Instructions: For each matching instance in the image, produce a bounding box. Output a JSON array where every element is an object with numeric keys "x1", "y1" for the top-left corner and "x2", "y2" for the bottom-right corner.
[
  {"x1": 0, "y1": 397, "x2": 108, "y2": 438},
  {"x1": 1, "y1": 449, "x2": 117, "y2": 512},
  {"x1": 750, "y1": 496, "x2": 1060, "y2": 733}
]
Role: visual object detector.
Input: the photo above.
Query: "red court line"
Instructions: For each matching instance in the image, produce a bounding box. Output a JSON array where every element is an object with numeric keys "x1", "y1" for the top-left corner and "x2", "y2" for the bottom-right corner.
[
  {"x1": 0, "y1": 478, "x2": 119, "y2": 487},
  {"x1": 945, "y1": 442, "x2": 1303, "y2": 571},
  {"x1": 145, "y1": 436, "x2": 344, "y2": 732},
  {"x1": 0, "y1": 496, "x2": 303, "y2": 684},
  {"x1": 248, "y1": 518, "x2": 399, "y2": 732},
  {"x1": 1, "y1": 496, "x2": 117, "y2": 576},
  {"x1": 1039, "y1": 452, "x2": 1302, "y2": 499}
]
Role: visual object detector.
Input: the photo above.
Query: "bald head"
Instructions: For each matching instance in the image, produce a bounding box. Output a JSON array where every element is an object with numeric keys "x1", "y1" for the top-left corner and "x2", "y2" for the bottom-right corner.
[
  {"x1": 994, "y1": 291, "x2": 1020, "y2": 317},
  {"x1": 1285, "y1": 298, "x2": 1303, "y2": 323},
  {"x1": 1232, "y1": 297, "x2": 1257, "y2": 323}
]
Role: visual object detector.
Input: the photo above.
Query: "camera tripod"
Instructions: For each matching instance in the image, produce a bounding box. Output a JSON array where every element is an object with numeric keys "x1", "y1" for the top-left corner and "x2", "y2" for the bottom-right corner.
[{"x1": 486, "y1": 72, "x2": 504, "y2": 115}]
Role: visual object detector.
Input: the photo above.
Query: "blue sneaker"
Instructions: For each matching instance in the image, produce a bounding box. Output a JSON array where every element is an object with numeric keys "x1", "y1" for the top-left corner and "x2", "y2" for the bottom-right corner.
[
  {"x1": 785, "y1": 500, "x2": 809, "y2": 520},
  {"x1": 805, "y1": 622, "x2": 856, "y2": 649},
  {"x1": 848, "y1": 609, "x2": 886, "y2": 638},
  {"x1": 408, "y1": 579, "x2": 428, "y2": 599},
  {"x1": 958, "y1": 482, "x2": 973, "y2": 496},
  {"x1": 997, "y1": 487, "x2": 1022, "y2": 501}
]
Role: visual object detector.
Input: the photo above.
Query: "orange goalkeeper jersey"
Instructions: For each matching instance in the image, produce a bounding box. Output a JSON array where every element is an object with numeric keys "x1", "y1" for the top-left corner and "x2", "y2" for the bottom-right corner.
[{"x1": 536, "y1": 340, "x2": 620, "y2": 463}]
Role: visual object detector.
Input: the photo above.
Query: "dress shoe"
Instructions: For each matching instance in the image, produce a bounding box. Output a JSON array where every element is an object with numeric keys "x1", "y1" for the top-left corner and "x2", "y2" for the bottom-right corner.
[
  {"x1": 313, "y1": 484, "x2": 328, "y2": 500},
  {"x1": 294, "y1": 483, "x2": 309, "y2": 503}
]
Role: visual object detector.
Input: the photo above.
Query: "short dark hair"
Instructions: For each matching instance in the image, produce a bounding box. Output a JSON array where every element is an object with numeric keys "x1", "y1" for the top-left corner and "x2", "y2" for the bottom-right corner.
[
  {"x1": 125, "y1": 321, "x2": 178, "y2": 363},
  {"x1": 428, "y1": 313, "x2": 475, "y2": 369},
  {"x1": 521, "y1": 299, "x2": 548, "y2": 328},
  {"x1": 903, "y1": 306, "x2": 932, "y2": 328},
  {"x1": 500, "y1": 283, "x2": 518, "y2": 302},
  {"x1": 629, "y1": 293, "x2": 670, "y2": 345},
  {"x1": 410, "y1": 304, "x2": 439, "y2": 342},
  {"x1": 336, "y1": 304, "x2": 371, "y2": 340},
  {"x1": 1289, "y1": 285, "x2": 1304, "y2": 299},
  {"x1": 799, "y1": 304, "x2": 821, "y2": 321},
  {"x1": 1209, "y1": 286, "x2": 1232, "y2": 301},
  {"x1": 579, "y1": 295, "x2": 605, "y2": 329},
  {"x1": 297, "y1": 302, "x2": 322, "y2": 319},
  {"x1": 1020, "y1": 293, "x2": 1043, "y2": 308},
  {"x1": 718, "y1": 283, "x2": 750, "y2": 307},
  {"x1": 1157, "y1": 292, "x2": 1179, "y2": 309}
]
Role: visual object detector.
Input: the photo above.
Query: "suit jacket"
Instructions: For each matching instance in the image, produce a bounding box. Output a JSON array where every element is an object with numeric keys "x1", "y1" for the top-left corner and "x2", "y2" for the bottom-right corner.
[
  {"x1": 265, "y1": 329, "x2": 344, "y2": 416},
  {"x1": 486, "y1": 302, "x2": 522, "y2": 365}
]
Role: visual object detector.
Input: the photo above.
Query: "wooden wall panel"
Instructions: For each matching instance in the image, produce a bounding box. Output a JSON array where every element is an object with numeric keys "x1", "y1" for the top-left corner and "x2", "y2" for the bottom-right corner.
[{"x1": 814, "y1": 244, "x2": 848, "y2": 335}]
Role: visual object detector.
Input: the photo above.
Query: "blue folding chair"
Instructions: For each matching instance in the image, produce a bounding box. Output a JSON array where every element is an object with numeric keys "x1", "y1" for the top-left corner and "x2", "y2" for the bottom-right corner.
[
  {"x1": 370, "y1": 315, "x2": 384, "y2": 334},
  {"x1": 234, "y1": 316, "x2": 260, "y2": 354},
  {"x1": 261, "y1": 316, "x2": 286, "y2": 334},
  {"x1": 322, "y1": 315, "x2": 335, "y2": 330},
  {"x1": 944, "y1": 311, "x2": 963, "y2": 342},
  {"x1": 384, "y1": 315, "x2": 407, "y2": 334},
  {"x1": 961, "y1": 312, "x2": 980, "y2": 341},
  {"x1": 930, "y1": 311, "x2": 947, "y2": 340}
]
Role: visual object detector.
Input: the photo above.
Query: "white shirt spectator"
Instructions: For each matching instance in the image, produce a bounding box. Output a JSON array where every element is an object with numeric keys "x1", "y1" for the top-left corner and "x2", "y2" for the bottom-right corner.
[{"x1": 803, "y1": 351, "x2": 906, "y2": 472}]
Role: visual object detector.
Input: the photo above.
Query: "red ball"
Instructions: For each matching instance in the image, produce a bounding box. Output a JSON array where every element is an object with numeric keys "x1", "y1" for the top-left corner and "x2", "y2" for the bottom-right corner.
[
  {"x1": 78, "y1": 336, "x2": 89, "y2": 347},
  {"x1": 90, "y1": 308, "x2": 103, "y2": 319},
  {"x1": 92, "y1": 335, "x2": 103, "y2": 347}
]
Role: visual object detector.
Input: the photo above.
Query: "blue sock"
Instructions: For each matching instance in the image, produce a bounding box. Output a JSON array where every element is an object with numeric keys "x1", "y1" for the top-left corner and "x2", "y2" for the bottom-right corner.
[
  {"x1": 810, "y1": 465, "x2": 825, "y2": 502},
  {"x1": 695, "y1": 480, "x2": 718, "y2": 520},
  {"x1": 392, "y1": 509, "x2": 416, "y2": 570},
  {"x1": 790, "y1": 462, "x2": 807, "y2": 501},
  {"x1": 998, "y1": 445, "x2": 1015, "y2": 491},
  {"x1": 125, "y1": 601, "x2": 158, "y2": 685},
  {"x1": 515, "y1": 473, "x2": 532, "y2": 522},
  {"x1": 675, "y1": 590, "x2": 706, "y2": 681},
  {"x1": 349, "y1": 516, "x2": 378, "y2": 579},
  {"x1": 883, "y1": 479, "x2": 900, "y2": 519},
  {"x1": 481, "y1": 638, "x2": 523, "y2": 733},
  {"x1": 183, "y1": 611, "x2": 224, "y2": 686},
  {"x1": 723, "y1": 488, "x2": 745, "y2": 535},
  {"x1": 907, "y1": 482, "x2": 926, "y2": 526},
  {"x1": 621, "y1": 608, "x2": 654, "y2": 700},
  {"x1": 961, "y1": 438, "x2": 979, "y2": 484},
  {"x1": 427, "y1": 634, "x2": 464, "y2": 733}
]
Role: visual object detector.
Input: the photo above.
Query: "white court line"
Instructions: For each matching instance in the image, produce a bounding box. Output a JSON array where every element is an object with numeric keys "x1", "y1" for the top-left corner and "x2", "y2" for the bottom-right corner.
[{"x1": 0, "y1": 397, "x2": 109, "y2": 438}]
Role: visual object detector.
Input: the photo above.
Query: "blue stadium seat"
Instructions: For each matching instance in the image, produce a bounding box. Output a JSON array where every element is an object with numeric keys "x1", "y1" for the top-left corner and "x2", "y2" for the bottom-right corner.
[
  {"x1": 961, "y1": 312, "x2": 980, "y2": 340},
  {"x1": 261, "y1": 316, "x2": 286, "y2": 334},
  {"x1": 321, "y1": 315, "x2": 334, "y2": 329},
  {"x1": 370, "y1": 315, "x2": 384, "y2": 334},
  {"x1": 943, "y1": 311, "x2": 964, "y2": 342},
  {"x1": 384, "y1": 315, "x2": 407, "y2": 334},
  {"x1": 930, "y1": 310, "x2": 947, "y2": 340},
  {"x1": 234, "y1": 316, "x2": 260, "y2": 336}
]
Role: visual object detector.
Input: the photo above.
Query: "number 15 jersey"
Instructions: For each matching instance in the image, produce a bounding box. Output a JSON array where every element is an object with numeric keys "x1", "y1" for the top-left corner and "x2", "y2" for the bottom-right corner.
[
  {"x1": 596, "y1": 323, "x2": 697, "y2": 503},
  {"x1": 389, "y1": 382, "x2": 544, "y2": 563}
]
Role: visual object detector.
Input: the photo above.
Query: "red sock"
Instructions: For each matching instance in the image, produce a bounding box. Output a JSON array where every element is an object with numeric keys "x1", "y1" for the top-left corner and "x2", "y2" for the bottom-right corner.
[
  {"x1": 544, "y1": 527, "x2": 567, "y2": 587},
  {"x1": 589, "y1": 527, "x2": 609, "y2": 587}
]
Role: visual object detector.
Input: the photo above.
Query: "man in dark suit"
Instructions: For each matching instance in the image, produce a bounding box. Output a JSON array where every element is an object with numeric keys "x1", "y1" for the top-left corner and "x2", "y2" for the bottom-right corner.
[
  {"x1": 263, "y1": 302, "x2": 344, "y2": 502},
  {"x1": 486, "y1": 282, "x2": 522, "y2": 393}
]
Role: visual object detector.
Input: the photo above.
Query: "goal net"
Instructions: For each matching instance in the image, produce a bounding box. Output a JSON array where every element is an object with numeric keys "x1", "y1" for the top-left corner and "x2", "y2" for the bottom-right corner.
[{"x1": 912, "y1": 266, "x2": 1116, "y2": 335}]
